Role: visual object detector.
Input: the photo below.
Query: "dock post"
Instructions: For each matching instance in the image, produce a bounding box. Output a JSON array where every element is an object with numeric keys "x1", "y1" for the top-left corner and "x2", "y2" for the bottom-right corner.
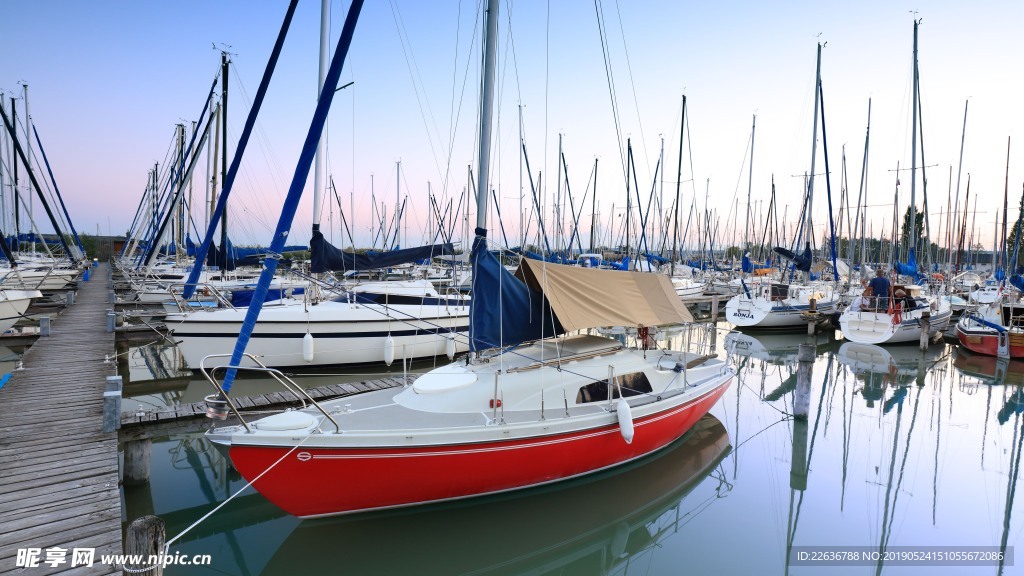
[
  {"x1": 807, "y1": 298, "x2": 817, "y2": 336},
  {"x1": 109, "y1": 290, "x2": 116, "y2": 304},
  {"x1": 67, "y1": 290, "x2": 75, "y2": 306},
  {"x1": 103, "y1": 376, "x2": 122, "y2": 433},
  {"x1": 40, "y1": 316, "x2": 51, "y2": 337},
  {"x1": 123, "y1": 515, "x2": 165, "y2": 575},
  {"x1": 107, "y1": 309, "x2": 116, "y2": 332},
  {"x1": 124, "y1": 439, "x2": 153, "y2": 486},
  {"x1": 711, "y1": 294, "x2": 719, "y2": 318},
  {"x1": 794, "y1": 343, "x2": 814, "y2": 419},
  {"x1": 919, "y1": 310, "x2": 931, "y2": 351}
]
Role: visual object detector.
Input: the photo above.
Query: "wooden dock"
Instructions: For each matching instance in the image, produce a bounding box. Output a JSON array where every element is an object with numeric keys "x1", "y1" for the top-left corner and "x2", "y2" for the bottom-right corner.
[
  {"x1": 0, "y1": 264, "x2": 121, "y2": 575},
  {"x1": 119, "y1": 376, "x2": 411, "y2": 441}
]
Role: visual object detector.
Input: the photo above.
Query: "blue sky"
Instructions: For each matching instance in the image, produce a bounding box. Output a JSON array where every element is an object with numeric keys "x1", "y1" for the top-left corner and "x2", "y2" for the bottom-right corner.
[{"x1": 2, "y1": 0, "x2": 1021, "y2": 252}]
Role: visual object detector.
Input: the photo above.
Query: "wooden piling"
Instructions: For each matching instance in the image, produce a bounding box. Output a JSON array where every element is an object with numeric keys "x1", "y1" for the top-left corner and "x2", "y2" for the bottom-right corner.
[
  {"x1": 919, "y1": 310, "x2": 931, "y2": 351},
  {"x1": 124, "y1": 439, "x2": 153, "y2": 486},
  {"x1": 103, "y1": 376, "x2": 123, "y2": 433},
  {"x1": 123, "y1": 515, "x2": 165, "y2": 576}
]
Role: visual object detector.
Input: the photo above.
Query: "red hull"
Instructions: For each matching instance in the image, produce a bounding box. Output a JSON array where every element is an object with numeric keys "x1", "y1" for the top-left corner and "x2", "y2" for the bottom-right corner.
[
  {"x1": 956, "y1": 326, "x2": 1024, "y2": 358},
  {"x1": 230, "y1": 380, "x2": 730, "y2": 517}
]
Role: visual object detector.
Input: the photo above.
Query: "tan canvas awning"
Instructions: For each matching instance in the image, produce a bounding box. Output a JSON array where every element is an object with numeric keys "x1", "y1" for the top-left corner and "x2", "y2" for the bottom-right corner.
[{"x1": 516, "y1": 258, "x2": 694, "y2": 331}]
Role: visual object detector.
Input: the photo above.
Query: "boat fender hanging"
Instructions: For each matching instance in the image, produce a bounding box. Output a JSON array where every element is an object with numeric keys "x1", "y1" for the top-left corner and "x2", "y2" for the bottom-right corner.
[
  {"x1": 303, "y1": 332, "x2": 315, "y2": 363},
  {"x1": 616, "y1": 400, "x2": 634, "y2": 444},
  {"x1": 384, "y1": 334, "x2": 395, "y2": 366},
  {"x1": 445, "y1": 334, "x2": 456, "y2": 360}
]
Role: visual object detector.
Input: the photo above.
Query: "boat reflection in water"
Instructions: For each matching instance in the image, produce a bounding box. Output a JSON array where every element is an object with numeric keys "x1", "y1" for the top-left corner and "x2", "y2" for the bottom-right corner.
[
  {"x1": 837, "y1": 342, "x2": 945, "y2": 409},
  {"x1": 953, "y1": 347, "x2": 1024, "y2": 425},
  {"x1": 725, "y1": 331, "x2": 831, "y2": 366},
  {"x1": 261, "y1": 415, "x2": 730, "y2": 575}
]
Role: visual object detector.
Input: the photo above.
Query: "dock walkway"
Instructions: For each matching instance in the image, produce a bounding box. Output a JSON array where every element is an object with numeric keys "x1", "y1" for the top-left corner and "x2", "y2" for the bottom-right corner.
[{"x1": 0, "y1": 264, "x2": 120, "y2": 575}]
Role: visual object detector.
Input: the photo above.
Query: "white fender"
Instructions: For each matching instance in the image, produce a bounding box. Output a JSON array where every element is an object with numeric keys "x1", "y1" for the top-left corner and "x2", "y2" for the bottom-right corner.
[
  {"x1": 384, "y1": 334, "x2": 395, "y2": 366},
  {"x1": 445, "y1": 334, "x2": 456, "y2": 360},
  {"x1": 302, "y1": 332, "x2": 315, "y2": 363},
  {"x1": 616, "y1": 400, "x2": 634, "y2": 444}
]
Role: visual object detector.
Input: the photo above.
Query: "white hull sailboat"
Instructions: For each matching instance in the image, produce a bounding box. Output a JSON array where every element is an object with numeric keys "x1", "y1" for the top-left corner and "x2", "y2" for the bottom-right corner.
[
  {"x1": 839, "y1": 284, "x2": 951, "y2": 345},
  {"x1": 168, "y1": 280, "x2": 469, "y2": 369},
  {"x1": 0, "y1": 289, "x2": 42, "y2": 334},
  {"x1": 725, "y1": 281, "x2": 838, "y2": 330}
]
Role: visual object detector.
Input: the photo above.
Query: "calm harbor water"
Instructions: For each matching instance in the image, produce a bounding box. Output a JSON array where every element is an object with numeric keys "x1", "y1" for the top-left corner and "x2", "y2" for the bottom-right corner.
[{"x1": 118, "y1": 330, "x2": 1024, "y2": 575}]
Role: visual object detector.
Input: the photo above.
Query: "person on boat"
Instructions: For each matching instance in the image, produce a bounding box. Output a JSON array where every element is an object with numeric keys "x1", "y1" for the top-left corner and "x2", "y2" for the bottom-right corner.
[
  {"x1": 894, "y1": 289, "x2": 916, "y2": 311},
  {"x1": 865, "y1": 268, "x2": 892, "y2": 309},
  {"x1": 849, "y1": 288, "x2": 873, "y2": 312}
]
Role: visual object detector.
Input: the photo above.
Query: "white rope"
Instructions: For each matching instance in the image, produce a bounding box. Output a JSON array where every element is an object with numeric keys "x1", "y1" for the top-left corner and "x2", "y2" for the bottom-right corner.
[{"x1": 163, "y1": 432, "x2": 315, "y2": 552}]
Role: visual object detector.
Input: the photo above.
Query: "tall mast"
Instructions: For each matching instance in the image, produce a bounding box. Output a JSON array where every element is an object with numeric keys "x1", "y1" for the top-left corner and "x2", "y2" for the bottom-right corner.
[
  {"x1": 590, "y1": 157, "x2": 598, "y2": 252},
  {"x1": 22, "y1": 84, "x2": 32, "y2": 240},
  {"x1": 1002, "y1": 137, "x2": 1011, "y2": 273},
  {"x1": 473, "y1": 0, "x2": 499, "y2": 233},
  {"x1": 312, "y1": 0, "x2": 330, "y2": 230},
  {"x1": 909, "y1": 19, "x2": 920, "y2": 256},
  {"x1": 209, "y1": 102, "x2": 221, "y2": 232},
  {"x1": 10, "y1": 97, "x2": 19, "y2": 245},
  {"x1": 851, "y1": 99, "x2": 871, "y2": 278},
  {"x1": 518, "y1": 104, "x2": 524, "y2": 247},
  {"x1": 556, "y1": 133, "x2": 563, "y2": 255},
  {"x1": 745, "y1": 113, "x2": 755, "y2": 251},
  {"x1": 952, "y1": 100, "x2": 968, "y2": 271},
  {"x1": 396, "y1": 159, "x2": 401, "y2": 249},
  {"x1": 220, "y1": 52, "x2": 229, "y2": 266},
  {"x1": 205, "y1": 94, "x2": 214, "y2": 233},
  {"x1": 803, "y1": 43, "x2": 823, "y2": 254}
]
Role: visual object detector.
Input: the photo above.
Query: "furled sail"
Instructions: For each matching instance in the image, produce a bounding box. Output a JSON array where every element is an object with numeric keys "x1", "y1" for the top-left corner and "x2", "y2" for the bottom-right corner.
[
  {"x1": 310, "y1": 229, "x2": 453, "y2": 273},
  {"x1": 470, "y1": 231, "x2": 562, "y2": 351},
  {"x1": 772, "y1": 242, "x2": 812, "y2": 272}
]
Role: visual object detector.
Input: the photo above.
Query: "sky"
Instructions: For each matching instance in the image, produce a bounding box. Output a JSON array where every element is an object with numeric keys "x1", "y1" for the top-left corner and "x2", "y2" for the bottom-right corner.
[{"x1": 1, "y1": 0, "x2": 1021, "y2": 254}]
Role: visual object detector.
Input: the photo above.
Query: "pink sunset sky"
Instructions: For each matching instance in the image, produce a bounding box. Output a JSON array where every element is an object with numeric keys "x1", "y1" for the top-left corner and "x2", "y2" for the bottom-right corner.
[{"x1": 2, "y1": 0, "x2": 1021, "y2": 253}]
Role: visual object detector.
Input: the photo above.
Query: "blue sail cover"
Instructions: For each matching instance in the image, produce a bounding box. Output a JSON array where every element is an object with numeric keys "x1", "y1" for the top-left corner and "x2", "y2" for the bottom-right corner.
[
  {"x1": 741, "y1": 253, "x2": 770, "y2": 272},
  {"x1": 6, "y1": 234, "x2": 62, "y2": 246},
  {"x1": 470, "y1": 229, "x2": 562, "y2": 351},
  {"x1": 1011, "y1": 274, "x2": 1024, "y2": 293},
  {"x1": 996, "y1": 267, "x2": 1006, "y2": 281},
  {"x1": 773, "y1": 243, "x2": 812, "y2": 272},
  {"x1": 894, "y1": 247, "x2": 919, "y2": 276},
  {"x1": 309, "y1": 229, "x2": 453, "y2": 272},
  {"x1": 643, "y1": 252, "x2": 670, "y2": 264},
  {"x1": 741, "y1": 253, "x2": 753, "y2": 273}
]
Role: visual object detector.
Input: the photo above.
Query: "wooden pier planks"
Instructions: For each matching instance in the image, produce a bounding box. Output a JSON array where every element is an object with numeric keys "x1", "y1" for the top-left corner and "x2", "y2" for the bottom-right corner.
[
  {"x1": 119, "y1": 375, "x2": 414, "y2": 441},
  {"x1": 0, "y1": 264, "x2": 120, "y2": 575}
]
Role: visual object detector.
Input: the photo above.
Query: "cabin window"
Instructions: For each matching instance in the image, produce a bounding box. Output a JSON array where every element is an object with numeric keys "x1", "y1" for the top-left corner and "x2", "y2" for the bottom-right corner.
[
  {"x1": 575, "y1": 371, "x2": 653, "y2": 404},
  {"x1": 770, "y1": 284, "x2": 789, "y2": 301}
]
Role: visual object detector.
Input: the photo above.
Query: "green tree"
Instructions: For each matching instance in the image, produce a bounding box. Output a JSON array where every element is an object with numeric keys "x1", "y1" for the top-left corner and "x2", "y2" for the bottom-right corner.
[
  {"x1": 1007, "y1": 187, "x2": 1024, "y2": 272},
  {"x1": 900, "y1": 205, "x2": 924, "y2": 254}
]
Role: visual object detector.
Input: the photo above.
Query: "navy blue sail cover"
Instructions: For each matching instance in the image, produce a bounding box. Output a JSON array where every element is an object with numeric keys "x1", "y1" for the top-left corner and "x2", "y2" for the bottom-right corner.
[
  {"x1": 772, "y1": 243, "x2": 812, "y2": 272},
  {"x1": 310, "y1": 228, "x2": 454, "y2": 272},
  {"x1": 469, "y1": 229, "x2": 562, "y2": 351}
]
